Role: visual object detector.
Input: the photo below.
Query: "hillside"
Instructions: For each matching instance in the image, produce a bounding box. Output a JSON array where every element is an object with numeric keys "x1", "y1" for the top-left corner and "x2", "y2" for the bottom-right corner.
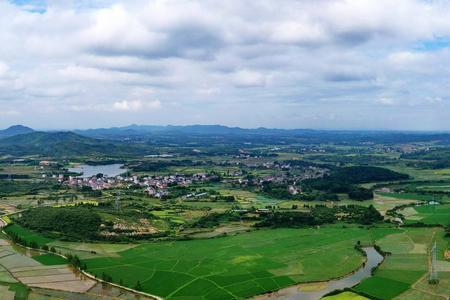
[
  {"x1": 0, "y1": 125, "x2": 34, "y2": 139},
  {"x1": 0, "y1": 131, "x2": 144, "y2": 157}
]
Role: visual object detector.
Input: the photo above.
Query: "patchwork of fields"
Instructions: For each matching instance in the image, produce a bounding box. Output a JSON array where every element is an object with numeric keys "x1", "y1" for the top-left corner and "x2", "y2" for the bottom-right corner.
[
  {"x1": 3, "y1": 221, "x2": 449, "y2": 299},
  {"x1": 353, "y1": 227, "x2": 450, "y2": 300},
  {"x1": 0, "y1": 238, "x2": 96, "y2": 293},
  {"x1": 82, "y1": 226, "x2": 397, "y2": 300},
  {"x1": 400, "y1": 204, "x2": 450, "y2": 225}
]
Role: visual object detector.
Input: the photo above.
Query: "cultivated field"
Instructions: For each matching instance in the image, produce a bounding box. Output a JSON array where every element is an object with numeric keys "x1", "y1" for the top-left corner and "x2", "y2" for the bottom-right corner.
[
  {"x1": 0, "y1": 237, "x2": 96, "y2": 294},
  {"x1": 82, "y1": 226, "x2": 397, "y2": 299},
  {"x1": 400, "y1": 204, "x2": 450, "y2": 225},
  {"x1": 353, "y1": 227, "x2": 449, "y2": 300}
]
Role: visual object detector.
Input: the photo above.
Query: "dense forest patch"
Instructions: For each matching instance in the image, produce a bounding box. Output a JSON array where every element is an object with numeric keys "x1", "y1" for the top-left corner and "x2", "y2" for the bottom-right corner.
[
  {"x1": 303, "y1": 166, "x2": 409, "y2": 200},
  {"x1": 16, "y1": 207, "x2": 101, "y2": 240}
]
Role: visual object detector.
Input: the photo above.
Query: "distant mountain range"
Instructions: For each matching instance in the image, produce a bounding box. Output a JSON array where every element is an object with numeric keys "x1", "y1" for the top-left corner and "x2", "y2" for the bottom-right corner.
[
  {"x1": 1, "y1": 124, "x2": 450, "y2": 157},
  {"x1": 2, "y1": 124, "x2": 449, "y2": 140},
  {"x1": 73, "y1": 124, "x2": 299, "y2": 138}
]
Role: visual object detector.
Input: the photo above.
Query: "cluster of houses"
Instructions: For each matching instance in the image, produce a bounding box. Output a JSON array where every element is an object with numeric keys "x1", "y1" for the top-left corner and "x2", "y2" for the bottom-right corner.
[
  {"x1": 226, "y1": 166, "x2": 327, "y2": 187},
  {"x1": 61, "y1": 172, "x2": 218, "y2": 198}
]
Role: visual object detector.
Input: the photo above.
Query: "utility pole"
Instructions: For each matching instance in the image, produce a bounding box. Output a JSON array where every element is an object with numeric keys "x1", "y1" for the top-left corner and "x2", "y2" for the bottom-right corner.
[{"x1": 115, "y1": 192, "x2": 121, "y2": 211}]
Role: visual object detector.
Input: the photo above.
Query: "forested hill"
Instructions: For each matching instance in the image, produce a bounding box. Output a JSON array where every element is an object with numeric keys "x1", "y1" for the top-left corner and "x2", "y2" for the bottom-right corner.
[
  {"x1": 0, "y1": 125, "x2": 34, "y2": 139},
  {"x1": 0, "y1": 131, "x2": 145, "y2": 157}
]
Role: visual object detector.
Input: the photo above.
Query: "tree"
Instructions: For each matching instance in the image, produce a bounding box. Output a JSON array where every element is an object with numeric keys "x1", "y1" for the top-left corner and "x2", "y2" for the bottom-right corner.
[{"x1": 348, "y1": 186, "x2": 373, "y2": 201}]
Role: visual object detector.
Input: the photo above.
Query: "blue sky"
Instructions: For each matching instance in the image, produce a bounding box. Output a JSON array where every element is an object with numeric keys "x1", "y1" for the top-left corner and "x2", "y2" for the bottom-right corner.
[{"x1": 1, "y1": 0, "x2": 450, "y2": 130}]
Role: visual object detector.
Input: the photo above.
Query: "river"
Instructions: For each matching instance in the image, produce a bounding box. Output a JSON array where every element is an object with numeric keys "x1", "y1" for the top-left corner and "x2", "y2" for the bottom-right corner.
[{"x1": 254, "y1": 247, "x2": 384, "y2": 300}]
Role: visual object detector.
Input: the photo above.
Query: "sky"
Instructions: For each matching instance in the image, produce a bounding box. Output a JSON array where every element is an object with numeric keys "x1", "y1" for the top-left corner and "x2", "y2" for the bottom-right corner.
[{"x1": 1, "y1": 0, "x2": 450, "y2": 130}]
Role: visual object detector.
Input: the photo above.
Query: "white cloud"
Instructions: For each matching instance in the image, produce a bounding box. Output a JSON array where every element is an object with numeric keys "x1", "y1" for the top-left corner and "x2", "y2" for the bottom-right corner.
[
  {"x1": 376, "y1": 97, "x2": 396, "y2": 106},
  {"x1": 112, "y1": 99, "x2": 161, "y2": 112},
  {"x1": 232, "y1": 70, "x2": 267, "y2": 87},
  {"x1": 112, "y1": 100, "x2": 143, "y2": 111},
  {"x1": 1, "y1": 0, "x2": 450, "y2": 129},
  {"x1": 0, "y1": 62, "x2": 9, "y2": 77},
  {"x1": 69, "y1": 99, "x2": 161, "y2": 113}
]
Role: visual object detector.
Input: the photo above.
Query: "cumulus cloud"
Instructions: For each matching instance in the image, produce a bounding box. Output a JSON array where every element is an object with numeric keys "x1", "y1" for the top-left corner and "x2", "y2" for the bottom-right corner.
[
  {"x1": 69, "y1": 99, "x2": 161, "y2": 112},
  {"x1": 232, "y1": 70, "x2": 267, "y2": 87},
  {"x1": 112, "y1": 99, "x2": 161, "y2": 111},
  {"x1": 1, "y1": 0, "x2": 450, "y2": 129}
]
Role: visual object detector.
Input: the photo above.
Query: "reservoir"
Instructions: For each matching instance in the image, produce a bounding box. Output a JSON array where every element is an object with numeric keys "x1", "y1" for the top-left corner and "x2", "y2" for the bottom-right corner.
[
  {"x1": 255, "y1": 247, "x2": 384, "y2": 300},
  {"x1": 68, "y1": 164, "x2": 127, "y2": 178}
]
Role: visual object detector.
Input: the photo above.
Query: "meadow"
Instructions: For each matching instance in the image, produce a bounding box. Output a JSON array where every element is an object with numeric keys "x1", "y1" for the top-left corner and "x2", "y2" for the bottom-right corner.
[{"x1": 82, "y1": 226, "x2": 396, "y2": 299}]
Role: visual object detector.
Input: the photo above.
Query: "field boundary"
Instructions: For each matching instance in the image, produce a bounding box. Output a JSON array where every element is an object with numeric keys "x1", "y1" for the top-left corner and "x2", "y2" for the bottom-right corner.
[{"x1": 1, "y1": 224, "x2": 162, "y2": 300}]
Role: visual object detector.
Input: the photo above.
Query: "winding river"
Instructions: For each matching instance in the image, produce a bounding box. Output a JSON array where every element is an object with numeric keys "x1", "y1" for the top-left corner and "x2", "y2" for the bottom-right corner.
[{"x1": 254, "y1": 247, "x2": 383, "y2": 300}]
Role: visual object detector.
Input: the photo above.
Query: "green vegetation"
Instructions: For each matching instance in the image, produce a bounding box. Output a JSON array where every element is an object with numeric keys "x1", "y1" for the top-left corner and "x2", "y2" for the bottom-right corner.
[
  {"x1": 5, "y1": 224, "x2": 54, "y2": 247},
  {"x1": 32, "y1": 253, "x2": 68, "y2": 265},
  {"x1": 353, "y1": 227, "x2": 449, "y2": 299},
  {"x1": 83, "y1": 226, "x2": 389, "y2": 299},
  {"x1": 16, "y1": 206, "x2": 101, "y2": 240},
  {"x1": 0, "y1": 131, "x2": 146, "y2": 157},
  {"x1": 304, "y1": 166, "x2": 408, "y2": 200},
  {"x1": 1, "y1": 128, "x2": 450, "y2": 299},
  {"x1": 256, "y1": 205, "x2": 383, "y2": 227},
  {"x1": 0, "y1": 180, "x2": 60, "y2": 197},
  {"x1": 403, "y1": 204, "x2": 450, "y2": 225}
]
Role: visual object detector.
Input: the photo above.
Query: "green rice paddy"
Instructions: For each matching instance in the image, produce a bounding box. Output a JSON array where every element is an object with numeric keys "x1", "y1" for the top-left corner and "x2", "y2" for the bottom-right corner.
[
  {"x1": 402, "y1": 204, "x2": 450, "y2": 225},
  {"x1": 353, "y1": 227, "x2": 450, "y2": 299},
  {"x1": 83, "y1": 226, "x2": 395, "y2": 299},
  {"x1": 4, "y1": 219, "x2": 448, "y2": 300},
  {"x1": 32, "y1": 254, "x2": 67, "y2": 265},
  {"x1": 4, "y1": 224, "x2": 54, "y2": 247}
]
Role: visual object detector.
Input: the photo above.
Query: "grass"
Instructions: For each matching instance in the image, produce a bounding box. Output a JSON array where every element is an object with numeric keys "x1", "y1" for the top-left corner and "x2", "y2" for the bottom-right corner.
[
  {"x1": 4, "y1": 224, "x2": 54, "y2": 247},
  {"x1": 0, "y1": 282, "x2": 29, "y2": 300},
  {"x1": 353, "y1": 276, "x2": 410, "y2": 299},
  {"x1": 32, "y1": 253, "x2": 68, "y2": 265},
  {"x1": 204, "y1": 186, "x2": 281, "y2": 207},
  {"x1": 406, "y1": 204, "x2": 450, "y2": 225},
  {"x1": 377, "y1": 192, "x2": 435, "y2": 201},
  {"x1": 83, "y1": 226, "x2": 394, "y2": 299},
  {"x1": 400, "y1": 204, "x2": 450, "y2": 225}
]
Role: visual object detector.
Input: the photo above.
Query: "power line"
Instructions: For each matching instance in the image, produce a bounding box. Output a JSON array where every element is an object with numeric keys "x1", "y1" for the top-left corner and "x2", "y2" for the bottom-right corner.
[{"x1": 429, "y1": 241, "x2": 438, "y2": 283}]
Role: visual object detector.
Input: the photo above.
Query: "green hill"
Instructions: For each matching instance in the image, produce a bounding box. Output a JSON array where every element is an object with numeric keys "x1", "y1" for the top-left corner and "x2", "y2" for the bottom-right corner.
[
  {"x1": 0, "y1": 131, "x2": 143, "y2": 157},
  {"x1": 0, "y1": 125, "x2": 34, "y2": 139}
]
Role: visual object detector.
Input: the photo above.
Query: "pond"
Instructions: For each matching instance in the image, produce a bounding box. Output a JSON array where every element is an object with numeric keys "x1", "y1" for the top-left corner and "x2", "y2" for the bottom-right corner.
[
  {"x1": 254, "y1": 247, "x2": 384, "y2": 300},
  {"x1": 68, "y1": 164, "x2": 128, "y2": 178}
]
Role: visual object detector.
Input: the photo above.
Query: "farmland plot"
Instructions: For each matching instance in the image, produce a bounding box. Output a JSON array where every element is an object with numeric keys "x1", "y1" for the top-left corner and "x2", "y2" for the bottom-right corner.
[{"x1": 82, "y1": 226, "x2": 397, "y2": 299}]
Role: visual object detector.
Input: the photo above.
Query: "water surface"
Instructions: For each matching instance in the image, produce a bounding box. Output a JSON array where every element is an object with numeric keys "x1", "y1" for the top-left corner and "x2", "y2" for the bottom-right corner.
[
  {"x1": 68, "y1": 164, "x2": 127, "y2": 178},
  {"x1": 254, "y1": 247, "x2": 383, "y2": 300}
]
